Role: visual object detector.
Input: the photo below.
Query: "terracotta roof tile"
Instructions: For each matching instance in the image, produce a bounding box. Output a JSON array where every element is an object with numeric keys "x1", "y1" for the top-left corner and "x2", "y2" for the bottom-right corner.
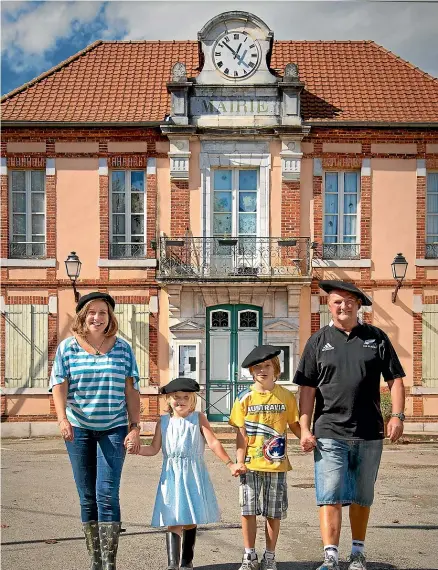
[{"x1": 2, "y1": 40, "x2": 437, "y2": 124}]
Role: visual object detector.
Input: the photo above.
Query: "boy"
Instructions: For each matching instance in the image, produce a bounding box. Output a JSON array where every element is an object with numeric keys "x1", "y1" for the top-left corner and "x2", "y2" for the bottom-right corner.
[{"x1": 230, "y1": 345, "x2": 301, "y2": 570}]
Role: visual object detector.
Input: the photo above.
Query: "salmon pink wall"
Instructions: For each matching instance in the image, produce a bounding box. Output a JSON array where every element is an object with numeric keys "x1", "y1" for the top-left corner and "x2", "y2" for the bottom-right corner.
[
  {"x1": 189, "y1": 140, "x2": 202, "y2": 236},
  {"x1": 55, "y1": 142, "x2": 99, "y2": 153},
  {"x1": 301, "y1": 158, "x2": 313, "y2": 237},
  {"x1": 56, "y1": 158, "x2": 100, "y2": 280},
  {"x1": 270, "y1": 140, "x2": 282, "y2": 237},
  {"x1": 7, "y1": 269, "x2": 47, "y2": 280},
  {"x1": 323, "y1": 143, "x2": 361, "y2": 153},
  {"x1": 371, "y1": 159, "x2": 417, "y2": 280},
  {"x1": 6, "y1": 396, "x2": 50, "y2": 415},
  {"x1": 7, "y1": 142, "x2": 45, "y2": 152},
  {"x1": 157, "y1": 156, "x2": 171, "y2": 236}
]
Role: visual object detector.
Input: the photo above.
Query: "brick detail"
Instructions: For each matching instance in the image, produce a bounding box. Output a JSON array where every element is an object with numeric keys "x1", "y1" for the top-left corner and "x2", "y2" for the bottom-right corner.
[
  {"x1": 170, "y1": 180, "x2": 190, "y2": 236},
  {"x1": 149, "y1": 311, "x2": 159, "y2": 386},
  {"x1": 0, "y1": 311, "x2": 5, "y2": 387},
  {"x1": 313, "y1": 174, "x2": 323, "y2": 259},
  {"x1": 108, "y1": 155, "x2": 147, "y2": 168},
  {"x1": 46, "y1": 140, "x2": 55, "y2": 154},
  {"x1": 99, "y1": 173, "x2": 109, "y2": 280},
  {"x1": 147, "y1": 174, "x2": 157, "y2": 258},
  {"x1": 413, "y1": 313, "x2": 423, "y2": 390},
  {"x1": 311, "y1": 313, "x2": 320, "y2": 334},
  {"x1": 7, "y1": 156, "x2": 46, "y2": 168},
  {"x1": 1, "y1": 174, "x2": 8, "y2": 258},
  {"x1": 46, "y1": 175, "x2": 56, "y2": 258},
  {"x1": 416, "y1": 176, "x2": 426, "y2": 279},
  {"x1": 322, "y1": 157, "x2": 362, "y2": 169},
  {"x1": 424, "y1": 295, "x2": 438, "y2": 304},
  {"x1": 360, "y1": 175, "x2": 372, "y2": 259},
  {"x1": 281, "y1": 181, "x2": 300, "y2": 236}
]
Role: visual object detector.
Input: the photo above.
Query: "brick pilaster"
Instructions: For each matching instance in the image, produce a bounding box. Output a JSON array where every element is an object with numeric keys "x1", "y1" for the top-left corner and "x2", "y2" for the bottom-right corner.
[
  {"x1": 146, "y1": 172, "x2": 157, "y2": 258},
  {"x1": 1, "y1": 173, "x2": 8, "y2": 258},
  {"x1": 311, "y1": 313, "x2": 320, "y2": 334},
  {"x1": 416, "y1": 174, "x2": 426, "y2": 280},
  {"x1": 99, "y1": 171, "x2": 110, "y2": 280},
  {"x1": 281, "y1": 181, "x2": 301, "y2": 236},
  {"x1": 360, "y1": 165, "x2": 372, "y2": 280},
  {"x1": 170, "y1": 180, "x2": 190, "y2": 236},
  {"x1": 46, "y1": 171, "x2": 56, "y2": 280}
]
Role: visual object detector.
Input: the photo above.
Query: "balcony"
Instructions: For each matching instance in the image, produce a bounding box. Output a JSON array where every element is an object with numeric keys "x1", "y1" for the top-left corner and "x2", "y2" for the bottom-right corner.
[
  {"x1": 9, "y1": 241, "x2": 46, "y2": 259},
  {"x1": 425, "y1": 243, "x2": 438, "y2": 259},
  {"x1": 322, "y1": 242, "x2": 360, "y2": 260},
  {"x1": 157, "y1": 236, "x2": 311, "y2": 281},
  {"x1": 109, "y1": 242, "x2": 146, "y2": 259}
]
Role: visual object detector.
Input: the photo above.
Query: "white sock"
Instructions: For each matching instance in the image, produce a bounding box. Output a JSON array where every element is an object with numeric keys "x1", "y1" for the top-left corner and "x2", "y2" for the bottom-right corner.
[
  {"x1": 244, "y1": 547, "x2": 257, "y2": 560},
  {"x1": 324, "y1": 545, "x2": 339, "y2": 563},
  {"x1": 264, "y1": 550, "x2": 275, "y2": 560},
  {"x1": 352, "y1": 540, "x2": 365, "y2": 555}
]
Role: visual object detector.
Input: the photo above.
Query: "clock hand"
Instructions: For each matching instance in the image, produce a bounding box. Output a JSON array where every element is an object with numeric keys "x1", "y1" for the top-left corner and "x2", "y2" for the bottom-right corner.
[
  {"x1": 222, "y1": 42, "x2": 238, "y2": 57},
  {"x1": 234, "y1": 43, "x2": 242, "y2": 59},
  {"x1": 236, "y1": 50, "x2": 250, "y2": 68}
]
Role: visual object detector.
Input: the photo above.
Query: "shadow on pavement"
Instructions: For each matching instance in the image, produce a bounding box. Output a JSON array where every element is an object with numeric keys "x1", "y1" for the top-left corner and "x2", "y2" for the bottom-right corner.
[{"x1": 196, "y1": 564, "x2": 435, "y2": 570}]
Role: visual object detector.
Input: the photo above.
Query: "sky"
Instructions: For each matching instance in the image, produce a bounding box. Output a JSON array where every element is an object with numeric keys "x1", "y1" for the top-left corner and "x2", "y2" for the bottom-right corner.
[{"x1": 1, "y1": 0, "x2": 437, "y2": 97}]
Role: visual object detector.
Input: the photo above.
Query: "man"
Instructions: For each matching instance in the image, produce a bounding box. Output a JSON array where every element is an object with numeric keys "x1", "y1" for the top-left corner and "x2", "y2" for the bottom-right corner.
[{"x1": 294, "y1": 280, "x2": 405, "y2": 570}]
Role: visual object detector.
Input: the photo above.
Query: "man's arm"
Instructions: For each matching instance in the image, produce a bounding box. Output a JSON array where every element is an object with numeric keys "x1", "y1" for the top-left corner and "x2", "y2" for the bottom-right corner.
[
  {"x1": 298, "y1": 386, "x2": 317, "y2": 452},
  {"x1": 386, "y1": 377, "x2": 405, "y2": 442}
]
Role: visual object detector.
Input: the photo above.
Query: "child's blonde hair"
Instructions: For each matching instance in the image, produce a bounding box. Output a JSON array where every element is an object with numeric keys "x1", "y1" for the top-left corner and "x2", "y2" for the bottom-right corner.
[
  {"x1": 249, "y1": 356, "x2": 282, "y2": 381},
  {"x1": 165, "y1": 391, "x2": 198, "y2": 416}
]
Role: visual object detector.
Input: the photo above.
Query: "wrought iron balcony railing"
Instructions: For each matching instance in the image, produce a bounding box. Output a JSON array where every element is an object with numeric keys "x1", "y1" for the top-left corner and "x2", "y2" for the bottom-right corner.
[
  {"x1": 9, "y1": 241, "x2": 46, "y2": 259},
  {"x1": 322, "y1": 242, "x2": 360, "y2": 260},
  {"x1": 157, "y1": 236, "x2": 310, "y2": 280},
  {"x1": 425, "y1": 243, "x2": 438, "y2": 259},
  {"x1": 109, "y1": 242, "x2": 146, "y2": 259}
]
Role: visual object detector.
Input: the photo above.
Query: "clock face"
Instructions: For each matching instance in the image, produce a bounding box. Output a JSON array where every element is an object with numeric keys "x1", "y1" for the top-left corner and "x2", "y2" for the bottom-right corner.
[{"x1": 212, "y1": 31, "x2": 261, "y2": 79}]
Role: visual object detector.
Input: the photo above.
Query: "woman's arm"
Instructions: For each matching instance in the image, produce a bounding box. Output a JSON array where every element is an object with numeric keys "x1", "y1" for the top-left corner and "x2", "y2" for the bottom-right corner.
[
  {"x1": 124, "y1": 377, "x2": 141, "y2": 453},
  {"x1": 137, "y1": 420, "x2": 162, "y2": 456},
  {"x1": 199, "y1": 413, "x2": 242, "y2": 476},
  {"x1": 52, "y1": 381, "x2": 73, "y2": 441}
]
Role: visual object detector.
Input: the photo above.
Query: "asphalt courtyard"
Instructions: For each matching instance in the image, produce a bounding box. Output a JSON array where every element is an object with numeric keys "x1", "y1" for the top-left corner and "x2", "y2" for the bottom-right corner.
[{"x1": 1, "y1": 438, "x2": 438, "y2": 570}]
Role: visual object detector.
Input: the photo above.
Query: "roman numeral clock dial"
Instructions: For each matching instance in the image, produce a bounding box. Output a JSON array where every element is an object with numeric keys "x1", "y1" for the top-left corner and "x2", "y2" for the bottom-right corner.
[{"x1": 212, "y1": 31, "x2": 261, "y2": 79}]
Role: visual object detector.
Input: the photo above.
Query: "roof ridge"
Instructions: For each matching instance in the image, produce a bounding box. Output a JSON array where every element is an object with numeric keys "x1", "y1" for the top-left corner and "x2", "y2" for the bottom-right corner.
[
  {"x1": 1, "y1": 40, "x2": 104, "y2": 103},
  {"x1": 368, "y1": 40, "x2": 438, "y2": 83},
  {"x1": 275, "y1": 40, "x2": 373, "y2": 44},
  {"x1": 100, "y1": 39, "x2": 198, "y2": 44}
]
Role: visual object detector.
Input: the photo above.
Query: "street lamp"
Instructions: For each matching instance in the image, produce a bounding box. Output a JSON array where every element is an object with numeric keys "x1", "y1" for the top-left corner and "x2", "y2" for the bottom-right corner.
[
  {"x1": 65, "y1": 251, "x2": 82, "y2": 302},
  {"x1": 391, "y1": 253, "x2": 408, "y2": 303}
]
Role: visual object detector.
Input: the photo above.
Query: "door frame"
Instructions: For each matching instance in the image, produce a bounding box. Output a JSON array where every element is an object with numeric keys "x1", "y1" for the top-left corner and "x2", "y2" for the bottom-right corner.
[{"x1": 206, "y1": 303, "x2": 263, "y2": 421}]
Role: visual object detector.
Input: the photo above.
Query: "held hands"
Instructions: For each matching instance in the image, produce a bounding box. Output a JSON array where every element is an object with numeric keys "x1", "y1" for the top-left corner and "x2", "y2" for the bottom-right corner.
[
  {"x1": 386, "y1": 417, "x2": 404, "y2": 442},
  {"x1": 125, "y1": 429, "x2": 141, "y2": 454},
  {"x1": 59, "y1": 418, "x2": 74, "y2": 441},
  {"x1": 300, "y1": 430, "x2": 317, "y2": 453},
  {"x1": 228, "y1": 461, "x2": 247, "y2": 477}
]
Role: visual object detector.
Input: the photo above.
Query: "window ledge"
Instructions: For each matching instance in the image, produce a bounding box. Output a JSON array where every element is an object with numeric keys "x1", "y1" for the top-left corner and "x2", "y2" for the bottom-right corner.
[
  {"x1": 139, "y1": 386, "x2": 159, "y2": 395},
  {"x1": 312, "y1": 259, "x2": 371, "y2": 268},
  {"x1": 411, "y1": 386, "x2": 438, "y2": 395},
  {"x1": 415, "y1": 259, "x2": 438, "y2": 267},
  {"x1": 98, "y1": 259, "x2": 157, "y2": 268},
  {"x1": 1, "y1": 258, "x2": 56, "y2": 268},
  {"x1": 2, "y1": 388, "x2": 49, "y2": 395}
]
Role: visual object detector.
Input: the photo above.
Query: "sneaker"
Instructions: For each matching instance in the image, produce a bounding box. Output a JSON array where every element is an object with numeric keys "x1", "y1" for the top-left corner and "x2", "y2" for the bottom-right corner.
[
  {"x1": 347, "y1": 552, "x2": 367, "y2": 570},
  {"x1": 260, "y1": 556, "x2": 277, "y2": 570},
  {"x1": 316, "y1": 556, "x2": 340, "y2": 570},
  {"x1": 239, "y1": 554, "x2": 259, "y2": 570}
]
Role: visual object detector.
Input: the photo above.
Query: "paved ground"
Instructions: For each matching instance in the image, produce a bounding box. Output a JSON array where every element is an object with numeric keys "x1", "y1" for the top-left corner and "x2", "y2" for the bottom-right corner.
[{"x1": 1, "y1": 438, "x2": 438, "y2": 570}]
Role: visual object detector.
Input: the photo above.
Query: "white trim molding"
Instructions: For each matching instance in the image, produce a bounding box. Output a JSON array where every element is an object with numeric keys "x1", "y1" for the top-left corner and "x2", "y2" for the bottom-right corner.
[
  {"x1": 413, "y1": 294, "x2": 423, "y2": 313},
  {"x1": 1, "y1": 157, "x2": 7, "y2": 175},
  {"x1": 416, "y1": 258, "x2": 438, "y2": 267},
  {"x1": 411, "y1": 386, "x2": 438, "y2": 395},
  {"x1": 313, "y1": 158, "x2": 323, "y2": 177},
  {"x1": 312, "y1": 258, "x2": 372, "y2": 268},
  {"x1": 280, "y1": 139, "x2": 302, "y2": 181},
  {"x1": 98, "y1": 158, "x2": 108, "y2": 176},
  {"x1": 48, "y1": 295, "x2": 58, "y2": 315},
  {"x1": 1, "y1": 258, "x2": 56, "y2": 268},
  {"x1": 147, "y1": 157, "x2": 157, "y2": 175},
  {"x1": 416, "y1": 159, "x2": 426, "y2": 177},
  {"x1": 361, "y1": 158, "x2": 371, "y2": 177},
  {"x1": 311, "y1": 295, "x2": 320, "y2": 313},
  {"x1": 168, "y1": 139, "x2": 190, "y2": 180},
  {"x1": 46, "y1": 158, "x2": 55, "y2": 176},
  {"x1": 98, "y1": 258, "x2": 157, "y2": 268}
]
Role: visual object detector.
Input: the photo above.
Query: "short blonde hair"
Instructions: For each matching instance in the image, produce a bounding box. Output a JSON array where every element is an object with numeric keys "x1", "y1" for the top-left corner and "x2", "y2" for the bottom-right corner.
[
  {"x1": 71, "y1": 299, "x2": 118, "y2": 337},
  {"x1": 249, "y1": 356, "x2": 282, "y2": 381},
  {"x1": 165, "y1": 392, "x2": 197, "y2": 416}
]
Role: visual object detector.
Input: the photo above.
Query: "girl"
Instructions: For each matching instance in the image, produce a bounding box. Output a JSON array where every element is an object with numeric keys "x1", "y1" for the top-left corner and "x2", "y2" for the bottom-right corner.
[{"x1": 129, "y1": 376, "x2": 243, "y2": 569}]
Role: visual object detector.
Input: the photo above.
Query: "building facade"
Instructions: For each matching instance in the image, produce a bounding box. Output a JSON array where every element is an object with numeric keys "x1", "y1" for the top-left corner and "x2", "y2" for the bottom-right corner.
[{"x1": 1, "y1": 11, "x2": 438, "y2": 434}]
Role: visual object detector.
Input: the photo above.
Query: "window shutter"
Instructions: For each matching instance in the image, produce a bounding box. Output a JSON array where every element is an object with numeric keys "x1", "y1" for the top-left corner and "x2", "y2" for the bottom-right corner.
[
  {"x1": 5, "y1": 304, "x2": 48, "y2": 388},
  {"x1": 319, "y1": 305, "x2": 330, "y2": 328},
  {"x1": 115, "y1": 304, "x2": 149, "y2": 386},
  {"x1": 423, "y1": 305, "x2": 438, "y2": 388}
]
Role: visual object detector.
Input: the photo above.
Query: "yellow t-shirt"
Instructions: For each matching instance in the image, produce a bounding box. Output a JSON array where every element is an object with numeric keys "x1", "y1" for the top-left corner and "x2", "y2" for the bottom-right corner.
[{"x1": 229, "y1": 383, "x2": 299, "y2": 472}]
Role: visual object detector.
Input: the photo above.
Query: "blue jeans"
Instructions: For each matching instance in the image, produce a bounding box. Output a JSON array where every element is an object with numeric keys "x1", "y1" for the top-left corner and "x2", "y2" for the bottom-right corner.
[
  {"x1": 65, "y1": 425, "x2": 128, "y2": 522},
  {"x1": 314, "y1": 438, "x2": 383, "y2": 507}
]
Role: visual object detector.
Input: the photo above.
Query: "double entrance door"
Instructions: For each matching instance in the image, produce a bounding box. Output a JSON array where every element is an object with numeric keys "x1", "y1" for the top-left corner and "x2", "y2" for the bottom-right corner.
[{"x1": 206, "y1": 304, "x2": 262, "y2": 421}]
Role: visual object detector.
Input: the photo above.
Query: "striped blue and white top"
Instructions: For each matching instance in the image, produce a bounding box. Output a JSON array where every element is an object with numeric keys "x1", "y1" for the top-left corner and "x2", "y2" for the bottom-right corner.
[{"x1": 49, "y1": 336, "x2": 140, "y2": 431}]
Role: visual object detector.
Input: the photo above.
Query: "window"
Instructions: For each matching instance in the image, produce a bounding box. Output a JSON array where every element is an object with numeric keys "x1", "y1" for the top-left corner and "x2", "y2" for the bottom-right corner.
[
  {"x1": 114, "y1": 304, "x2": 149, "y2": 386},
  {"x1": 110, "y1": 170, "x2": 146, "y2": 258},
  {"x1": 5, "y1": 304, "x2": 49, "y2": 387},
  {"x1": 213, "y1": 169, "x2": 258, "y2": 254},
  {"x1": 211, "y1": 310, "x2": 230, "y2": 328},
  {"x1": 426, "y1": 173, "x2": 438, "y2": 259},
  {"x1": 9, "y1": 170, "x2": 46, "y2": 258},
  {"x1": 323, "y1": 171, "x2": 360, "y2": 259},
  {"x1": 275, "y1": 344, "x2": 292, "y2": 383}
]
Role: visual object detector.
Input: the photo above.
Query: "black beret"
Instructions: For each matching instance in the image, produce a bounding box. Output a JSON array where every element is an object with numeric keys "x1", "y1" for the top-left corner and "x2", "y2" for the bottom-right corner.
[
  {"x1": 76, "y1": 292, "x2": 116, "y2": 313},
  {"x1": 242, "y1": 345, "x2": 282, "y2": 369},
  {"x1": 318, "y1": 280, "x2": 372, "y2": 306},
  {"x1": 160, "y1": 377, "x2": 200, "y2": 395}
]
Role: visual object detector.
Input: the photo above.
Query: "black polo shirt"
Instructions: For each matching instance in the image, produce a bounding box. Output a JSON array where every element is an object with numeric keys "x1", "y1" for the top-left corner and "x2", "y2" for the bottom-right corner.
[{"x1": 294, "y1": 322, "x2": 405, "y2": 440}]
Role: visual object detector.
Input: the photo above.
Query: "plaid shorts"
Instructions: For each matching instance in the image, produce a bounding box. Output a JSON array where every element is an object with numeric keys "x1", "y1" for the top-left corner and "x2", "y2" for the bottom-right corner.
[{"x1": 239, "y1": 470, "x2": 288, "y2": 519}]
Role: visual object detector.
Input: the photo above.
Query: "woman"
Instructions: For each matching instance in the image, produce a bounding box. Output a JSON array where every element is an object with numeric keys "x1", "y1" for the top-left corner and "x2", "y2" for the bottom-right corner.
[{"x1": 50, "y1": 292, "x2": 141, "y2": 570}]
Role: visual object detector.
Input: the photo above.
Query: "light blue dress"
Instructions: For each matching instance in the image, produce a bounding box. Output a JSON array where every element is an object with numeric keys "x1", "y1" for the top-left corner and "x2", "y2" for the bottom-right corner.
[{"x1": 151, "y1": 412, "x2": 221, "y2": 527}]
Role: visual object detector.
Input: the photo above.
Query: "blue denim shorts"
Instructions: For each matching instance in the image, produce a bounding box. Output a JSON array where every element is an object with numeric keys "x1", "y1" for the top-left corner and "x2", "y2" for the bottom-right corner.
[{"x1": 314, "y1": 438, "x2": 383, "y2": 507}]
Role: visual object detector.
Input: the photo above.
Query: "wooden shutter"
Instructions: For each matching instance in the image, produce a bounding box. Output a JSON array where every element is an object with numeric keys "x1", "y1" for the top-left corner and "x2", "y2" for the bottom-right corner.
[
  {"x1": 115, "y1": 304, "x2": 149, "y2": 386},
  {"x1": 423, "y1": 305, "x2": 438, "y2": 388}
]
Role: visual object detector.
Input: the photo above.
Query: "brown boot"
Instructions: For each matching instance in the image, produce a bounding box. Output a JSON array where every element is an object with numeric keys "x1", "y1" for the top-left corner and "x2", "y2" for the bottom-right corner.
[
  {"x1": 180, "y1": 527, "x2": 196, "y2": 569},
  {"x1": 166, "y1": 531, "x2": 181, "y2": 570},
  {"x1": 83, "y1": 521, "x2": 102, "y2": 570}
]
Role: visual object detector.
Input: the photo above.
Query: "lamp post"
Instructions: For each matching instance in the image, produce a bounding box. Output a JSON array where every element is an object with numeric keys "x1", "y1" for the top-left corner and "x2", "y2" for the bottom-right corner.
[
  {"x1": 65, "y1": 251, "x2": 82, "y2": 303},
  {"x1": 391, "y1": 253, "x2": 408, "y2": 303}
]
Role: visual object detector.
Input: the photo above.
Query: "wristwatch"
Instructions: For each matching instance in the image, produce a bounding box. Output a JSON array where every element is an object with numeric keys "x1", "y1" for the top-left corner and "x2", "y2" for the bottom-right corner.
[
  {"x1": 391, "y1": 412, "x2": 405, "y2": 421},
  {"x1": 129, "y1": 422, "x2": 140, "y2": 431}
]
